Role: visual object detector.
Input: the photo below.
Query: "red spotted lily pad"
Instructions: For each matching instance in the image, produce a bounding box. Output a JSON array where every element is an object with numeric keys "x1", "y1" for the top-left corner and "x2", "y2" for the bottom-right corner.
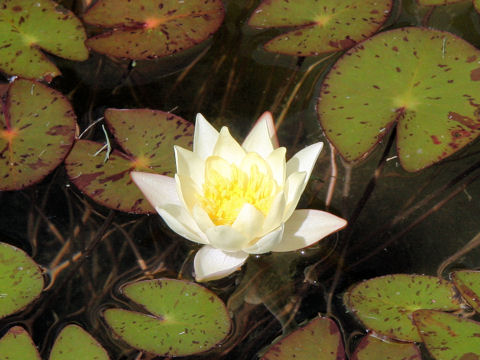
[
  {"x1": 413, "y1": 310, "x2": 480, "y2": 359},
  {"x1": 248, "y1": 0, "x2": 392, "y2": 56},
  {"x1": 351, "y1": 336, "x2": 421, "y2": 360},
  {"x1": 344, "y1": 274, "x2": 461, "y2": 342},
  {"x1": 0, "y1": 78, "x2": 77, "y2": 191},
  {"x1": 0, "y1": 0, "x2": 88, "y2": 81},
  {"x1": 49, "y1": 324, "x2": 109, "y2": 360},
  {"x1": 83, "y1": 0, "x2": 225, "y2": 59},
  {"x1": 451, "y1": 270, "x2": 480, "y2": 313},
  {"x1": 318, "y1": 27, "x2": 480, "y2": 172},
  {"x1": 65, "y1": 109, "x2": 193, "y2": 213},
  {"x1": 104, "y1": 279, "x2": 231, "y2": 357},
  {"x1": 0, "y1": 326, "x2": 41, "y2": 360},
  {"x1": 0, "y1": 242, "x2": 44, "y2": 319},
  {"x1": 260, "y1": 316, "x2": 345, "y2": 359}
]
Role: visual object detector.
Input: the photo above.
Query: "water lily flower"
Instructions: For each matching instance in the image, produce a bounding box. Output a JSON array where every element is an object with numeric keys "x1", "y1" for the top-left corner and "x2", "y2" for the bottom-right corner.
[{"x1": 131, "y1": 112, "x2": 346, "y2": 281}]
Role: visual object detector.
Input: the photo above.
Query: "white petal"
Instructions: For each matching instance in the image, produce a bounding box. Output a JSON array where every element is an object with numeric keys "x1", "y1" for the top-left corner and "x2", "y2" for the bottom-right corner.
[
  {"x1": 266, "y1": 147, "x2": 286, "y2": 186},
  {"x1": 206, "y1": 225, "x2": 248, "y2": 251},
  {"x1": 239, "y1": 152, "x2": 272, "y2": 178},
  {"x1": 191, "y1": 204, "x2": 215, "y2": 233},
  {"x1": 193, "y1": 114, "x2": 219, "y2": 160},
  {"x1": 175, "y1": 174, "x2": 201, "y2": 211},
  {"x1": 286, "y1": 142, "x2": 323, "y2": 180},
  {"x1": 194, "y1": 246, "x2": 249, "y2": 282},
  {"x1": 282, "y1": 171, "x2": 307, "y2": 221},
  {"x1": 244, "y1": 225, "x2": 284, "y2": 254},
  {"x1": 131, "y1": 172, "x2": 181, "y2": 208},
  {"x1": 242, "y1": 113, "x2": 275, "y2": 158},
  {"x1": 232, "y1": 203, "x2": 265, "y2": 241},
  {"x1": 260, "y1": 191, "x2": 285, "y2": 236},
  {"x1": 213, "y1": 127, "x2": 246, "y2": 165},
  {"x1": 156, "y1": 205, "x2": 208, "y2": 244},
  {"x1": 174, "y1": 146, "x2": 204, "y2": 187},
  {"x1": 272, "y1": 209, "x2": 347, "y2": 252}
]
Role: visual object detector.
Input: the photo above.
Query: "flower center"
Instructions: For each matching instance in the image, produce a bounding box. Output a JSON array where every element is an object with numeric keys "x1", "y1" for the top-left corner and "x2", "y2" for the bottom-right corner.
[{"x1": 200, "y1": 156, "x2": 277, "y2": 226}]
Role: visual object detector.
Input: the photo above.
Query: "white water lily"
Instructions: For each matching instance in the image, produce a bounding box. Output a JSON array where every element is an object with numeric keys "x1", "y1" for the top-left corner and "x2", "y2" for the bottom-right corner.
[{"x1": 131, "y1": 112, "x2": 346, "y2": 281}]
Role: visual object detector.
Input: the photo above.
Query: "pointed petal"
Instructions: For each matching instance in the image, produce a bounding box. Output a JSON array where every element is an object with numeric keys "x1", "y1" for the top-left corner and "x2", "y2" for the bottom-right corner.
[
  {"x1": 191, "y1": 204, "x2": 215, "y2": 233},
  {"x1": 131, "y1": 172, "x2": 180, "y2": 208},
  {"x1": 156, "y1": 205, "x2": 208, "y2": 244},
  {"x1": 266, "y1": 147, "x2": 286, "y2": 186},
  {"x1": 261, "y1": 191, "x2": 285, "y2": 236},
  {"x1": 286, "y1": 142, "x2": 323, "y2": 180},
  {"x1": 244, "y1": 225, "x2": 284, "y2": 254},
  {"x1": 282, "y1": 171, "x2": 307, "y2": 221},
  {"x1": 242, "y1": 113, "x2": 274, "y2": 158},
  {"x1": 239, "y1": 152, "x2": 272, "y2": 178},
  {"x1": 273, "y1": 209, "x2": 347, "y2": 252},
  {"x1": 248, "y1": 111, "x2": 279, "y2": 148},
  {"x1": 174, "y1": 146, "x2": 204, "y2": 187},
  {"x1": 194, "y1": 246, "x2": 249, "y2": 281},
  {"x1": 232, "y1": 203, "x2": 264, "y2": 240},
  {"x1": 213, "y1": 127, "x2": 246, "y2": 165},
  {"x1": 193, "y1": 114, "x2": 219, "y2": 160},
  {"x1": 206, "y1": 225, "x2": 248, "y2": 251},
  {"x1": 175, "y1": 174, "x2": 201, "y2": 211}
]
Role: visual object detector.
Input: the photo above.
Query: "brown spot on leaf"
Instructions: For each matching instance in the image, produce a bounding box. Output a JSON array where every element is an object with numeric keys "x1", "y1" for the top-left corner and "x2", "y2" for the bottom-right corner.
[
  {"x1": 431, "y1": 135, "x2": 441, "y2": 144},
  {"x1": 470, "y1": 68, "x2": 480, "y2": 81},
  {"x1": 448, "y1": 112, "x2": 480, "y2": 130},
  {"x1": 466, "y1": 55, "x2": 477, "y2": 63},
  {"x1": 74, "y1": 172, "x2": 104, "y2": 187}
]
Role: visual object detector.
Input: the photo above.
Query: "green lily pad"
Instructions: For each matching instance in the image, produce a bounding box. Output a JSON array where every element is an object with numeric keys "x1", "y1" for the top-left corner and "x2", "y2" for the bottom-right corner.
[
  {"x1": 248, "y1": 0, "x2": 392, "y2": 56},
  {"x1": 417, "y1": 0, "x2": 465, "y2": 5},
  {"x1": 0, "y1": 0, "x2": 88, "y2": 81},
  {"x1": 344, "y1": 274, "x2": 461, "y2": 342},
  {"x1": 451, "y1": 270, "x2": 480, "y2": 313},
  {"x1": 0, "y1": 78, "x2": 77, "y2": 191},
  {"x1": 49, "y1": 324, "x2": 109, "y2": 360},
  {"x1": 351, "y1": 336, "x2": 421, "y2": 360},
  {"x1": 260, "y1": 316, "x2": 345, "y2": 360},
  {"x1": 0, "y1": 326, "x2": 41, "y2": 360},
  {"x1": 413, "y1": 310, "x2": 480, "y2": 359},
  {"x1": 65, "y1": 109, "x2": 193, "y2": 213},
  {"x1": 317, "y1": 27, "x2": 480, "y2": 172},
  {"x1": 83, "y1": 0, "x2": 224, "y2": 59},
  {"x1": 104, "y1": 278, "x2": 231, "y2": 357},
  {"x1": 0, "y1": 242, "x2": 44, "y2": 319}
]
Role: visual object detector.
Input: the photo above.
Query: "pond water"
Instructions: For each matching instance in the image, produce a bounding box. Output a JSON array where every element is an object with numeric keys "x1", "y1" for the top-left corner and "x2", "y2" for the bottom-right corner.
[{"x1": 1, "y1": 0, "x2": 480, "y2": 359}]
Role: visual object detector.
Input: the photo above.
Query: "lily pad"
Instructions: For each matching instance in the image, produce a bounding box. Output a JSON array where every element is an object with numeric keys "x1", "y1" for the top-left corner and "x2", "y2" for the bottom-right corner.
[
  {"x1": 344, "y1": 274, "x2": 461, "y2": 342},
  {"x1": 317, "y1": 27, "x2": 480, "y2": 172},
  {"x1": 49, "y1": 324, "x2": 109, "y2": 360},
  {"x1": 417, "y1": 0, "x2": 465, "y2": 5},
  {"x1": 451, "y1": 270, "x2": 480, "y2": 313},
  {"x1": 260, "y1": 316, "x2": 345, "y2": 360},
  {"x1": 83, "y1": 0, "x2": 225, "y2": 59},
  {"x1": 65, "y1": 109, "x2": 193, "y2": 213},
  {"x1": 0, "y1": 242, "x2": 44, "y2": 319},
  {"x1": 413, "y1": 310, "x2": 480, "y2": 359},
  {"x1": 0, "y1": 0, "x2": 88, "y2": 81},
  {"x1": 351, "y1": 336, "x2": 421, "y2": 360},
  {"x1": 0, "y1": 78, "x2": 77, "y2": 191},
  {"x1": 248, "y1": 0, "x2": 392, "y2": 56},
  {"x1": 104, "y1": 278, "x2": 231, "y2": 357},
  {"x1": 0, "y1": 326, "x2": 41, "y2": 360}
]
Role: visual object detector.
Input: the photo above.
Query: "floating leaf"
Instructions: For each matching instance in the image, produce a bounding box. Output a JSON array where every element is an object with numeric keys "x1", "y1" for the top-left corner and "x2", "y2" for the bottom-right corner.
[
  {"x1": 104, "y1": 279, "x2": 231, "y2": 357},
  {"x1": 248, "y1": 0, "x2": 392, "y2": 56},
  {"x1": 0, "y1": 242, "x2": 44, "y2": 319},
  {"x1": 49, "y1": 324, "x2": 109, "y2": 360},
  {"x1": 344, "y1": 274, "x2": 461, "y2": 342},
  {"x1": 0, "y1": 326, "x2": 41, "y2": 360},
  {"x1": 451, "y1": 270, "x2": 480, "y2": 313},
  {"x1": 83, "y1": 0, "x2": 225, "y2": 59},
  {"x1": 0, "y1": 0, "x2": 88, "y2": 81},
  {"x1": 0, "y1": 78, "x2": 77, "y2": 191},
  {"x1": 65, "y1": 109, "x2": 193, "y2": 213},
  {"x1": 351, "y1": 335, "x2": 421, "y2": 360},
  {"x1": 413, "y1": 310, "x2": 480, "y2": 359},
  {"x1": 260, "y1": 316, "x2": 345, "y2": 360},
  {"x1": 318, "y1": 27, "x2": 480, "y2": 172}
]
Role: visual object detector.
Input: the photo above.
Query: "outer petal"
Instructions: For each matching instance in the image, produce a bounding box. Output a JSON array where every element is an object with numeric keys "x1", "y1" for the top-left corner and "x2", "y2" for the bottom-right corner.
[
  {"x1": 157, "y1": 205, "x2": 208, "y2": 244},
  {"x1": 191, "y1": 204, "x2": 215, "y2": 233},
  {"x1": 193, "y1": 114, "x2": 219, "y2": 160},
  {"x1": 243, "y1": 224, "x2": 284, "y2": 254},
  {"x1": 282, "y1": 171, "x2": 307, "y2": 221},
  {"x1": 194, "y1": 245, "x2": 249, "y2": 282},
  {"x1": 206, "y1": 225, "x2": 248, "y2": 251},
  {"x1": 286, "y1": 142, "x2": 323, "y2": 181},
  {"x1": 260, "y1": 191, "x2": 286, "y2": 236},
  {"x1": 213, "y1": 127, "x2": 246, "y2": 165},
  {"x1": 174, "y1": 146, "x2": 204, "y2": 187},
  {"x1": 266, "y1": 147, "x2": 286, "y2": 186},
  {"x1": 175, "y1": 174, "x2": 201, "y2": 211},
  {"x1": 272, "y1": 209, "x2": 347, "y2": 252},
  {"x1": 232, "y1": 203, "x2": 264, "y2": 241},
  {"x1": 242, "y1": 112, "x2": 275, "y2": 158}
]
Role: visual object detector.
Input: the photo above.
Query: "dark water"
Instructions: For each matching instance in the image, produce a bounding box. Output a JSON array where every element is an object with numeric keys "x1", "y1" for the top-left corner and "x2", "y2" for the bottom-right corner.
[{"x1": 1, "y1": 0, "x2": 480, "y2": 358}]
